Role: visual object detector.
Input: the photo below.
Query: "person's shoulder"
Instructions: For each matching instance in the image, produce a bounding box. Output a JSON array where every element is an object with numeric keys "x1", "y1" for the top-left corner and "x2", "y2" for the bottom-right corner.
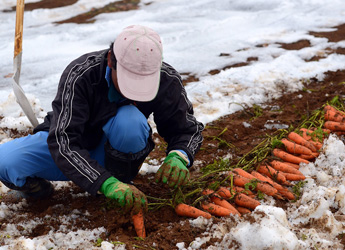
[
  {"x1": 60, "y1": 49, "x2": 108, "y2": 85},
  {"x1": 72, "y1": 49, "x2": 108, "y2": 65},
  {"x1": 160, "y1": 62, "x2": 182, "y2": 82}
]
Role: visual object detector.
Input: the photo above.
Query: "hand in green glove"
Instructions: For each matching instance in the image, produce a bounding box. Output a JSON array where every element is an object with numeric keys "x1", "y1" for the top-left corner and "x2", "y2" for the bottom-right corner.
[
  {"x1": 154, "y1": 151, "x2": 190, "y2": 188},
  {"x1": 100, "y1": 176, "x2": 147, "y2": 214}
]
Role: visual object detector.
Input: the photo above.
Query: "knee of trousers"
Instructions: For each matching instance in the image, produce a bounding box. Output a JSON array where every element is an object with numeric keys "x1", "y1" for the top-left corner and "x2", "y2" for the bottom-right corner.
[
  {"x1": 103, "y1": 105, "x2": 150, "y2": 154},
  {"x1": 0, "y1": 148, "x2": 28, "y2": 187}
]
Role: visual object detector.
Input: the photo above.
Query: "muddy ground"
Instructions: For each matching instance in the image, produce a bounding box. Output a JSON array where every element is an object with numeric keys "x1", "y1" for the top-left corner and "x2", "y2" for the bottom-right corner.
[{"x1": 1, "y1": 1, "x2": 345, "y2": 249}]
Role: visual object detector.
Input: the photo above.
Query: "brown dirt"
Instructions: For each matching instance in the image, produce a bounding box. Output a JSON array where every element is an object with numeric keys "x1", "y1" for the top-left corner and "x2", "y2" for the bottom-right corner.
[{"x1": 1, "y1": 1, "x2": 345, "y2": 249}]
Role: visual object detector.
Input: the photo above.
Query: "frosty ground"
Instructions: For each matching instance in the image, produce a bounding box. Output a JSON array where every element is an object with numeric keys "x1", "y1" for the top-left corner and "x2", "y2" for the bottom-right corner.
[{"x1": 1, "y1": 0, "x2": 345, "y2": 249}]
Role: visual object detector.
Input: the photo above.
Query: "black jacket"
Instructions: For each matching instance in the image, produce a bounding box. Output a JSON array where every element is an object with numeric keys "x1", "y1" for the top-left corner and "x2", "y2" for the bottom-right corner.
[{"x1": 34, "y1": 49, "x2": 204, "y2": 195}]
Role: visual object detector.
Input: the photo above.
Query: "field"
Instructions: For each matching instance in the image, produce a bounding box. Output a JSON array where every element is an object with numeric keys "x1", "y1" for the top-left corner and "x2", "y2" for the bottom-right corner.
[{"x1": 1, "y1": 1, "x2": 345, "y2": 249}]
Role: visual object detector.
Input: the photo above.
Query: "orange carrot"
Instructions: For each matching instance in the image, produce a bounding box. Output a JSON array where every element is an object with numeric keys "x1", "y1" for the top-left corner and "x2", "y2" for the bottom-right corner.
[
  {"x1": 202, "y1": 189, "x2": 216, "y2": 196},
  {"x1": 305, "y1": 139, "x2": 323, "y2": 151},
  {"x1": 300, "y1": 127, "x2": 329, "y2": 136},
  {"x1": 256, "y1": 164, "x2": 286, "y2": 184},
  {"x1": 288, "y1": 132, "x2": 317, "y2": 152},
  {"x1": 217, "y1": 186, "x2": 255, "y2": 198},
  {"x1": 335, "y1": 131, "x2": 345, "y2": 136},
  {"x1": 250, "y1": 170, "x2": 283, "y2": 189},
  {"x1": 231, "y1": 186, "x2": 256, "y2": 197},
  {"x1": 280, "y1": 172, "x2": 306, "y2": 181},
  {"x1": 272, "y1": 148, "x2": 310, "y2": 164},
  {"x1": 175, "y1": 203, "x2": 212, "y2": 219},
  {"x1": 282, "y1": 162, "x2": 300, "y2": 169},
  {"x1": 324, "y1": 105, "x2": 343, "y2": 113},
  {"x1": 231, "y1": 172, "x2": 278, "y2": 196},
  {"x1": 324, "y1": 121, "x2": 345, "y2": 132},
  {"x1": 250, "y1": 170, "x2": 295, "y2": 200},
  {"x1": 217, "y1": 186, "x2": 234, "y2": 198},
  {"x1": 281, "y1": 138, "x2": 313, "y2": 155},
  {"x1": 201, "y1": 202, "x2": 233, "y2": 217},
  {"x1": 132, "y1": 210, "x2": 146, "y2": 238},
  {"x1": 202, "y1": 189, "x2": 241, "y2": 216},
  {"x1": 278, "y1": 188, "x2": 296, "y2": 200},
  {"x1": 233, "y1": 168, "x2": 256, "y2": 179},
  {"x1": 236, "y1": 206, "x2": 252, "y2": 214},
  {"x1": 325, "y1": 109, "x2": 345, "y2": 123},
  {"x1": 299, "y1": 128, "x2": 326, "y2": 145},
  {"x1": 324, "y1": 105, "x2": 345, "y2": 121},
  {"x1": 270, "y1": 160, "x2": 304, "y2": 175},
  {"x1": 210, "y1": 196, "x2": 241, "y2": 216},
  {"x1": 297, "y1": 154, "x2": 316, "y2": 160},
  {"x1": 234, "y1": 193, "x2": 261, "y2": 210}
]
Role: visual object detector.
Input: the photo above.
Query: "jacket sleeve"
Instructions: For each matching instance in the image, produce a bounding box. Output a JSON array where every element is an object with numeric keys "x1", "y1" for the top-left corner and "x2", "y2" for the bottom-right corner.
[
  {"x1": 47, "y1": 59, "x2": 112, "y2": 196},
  {"x1": 153, "y1": 65, "x2": 204, "y2": 166}
]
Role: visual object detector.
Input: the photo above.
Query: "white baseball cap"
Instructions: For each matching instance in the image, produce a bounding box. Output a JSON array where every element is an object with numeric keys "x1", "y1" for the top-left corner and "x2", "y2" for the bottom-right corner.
[{"x1": 114, "y1": 25, "x2": 163, "y2": 102}]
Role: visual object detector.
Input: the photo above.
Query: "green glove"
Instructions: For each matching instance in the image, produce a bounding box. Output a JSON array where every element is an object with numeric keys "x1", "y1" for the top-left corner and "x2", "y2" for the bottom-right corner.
[
  {"x1": 154, "y1": 151, "x2": 190, "y2": 188},
  {"x1": 100, "y1": 176, "x2": 147, "y2": 214}
]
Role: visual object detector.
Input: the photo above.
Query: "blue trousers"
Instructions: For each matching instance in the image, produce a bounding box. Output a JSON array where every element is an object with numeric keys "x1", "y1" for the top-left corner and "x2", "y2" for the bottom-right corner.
[{"x1": 0, "y1": 105, "x2": 150, "y2": 188}]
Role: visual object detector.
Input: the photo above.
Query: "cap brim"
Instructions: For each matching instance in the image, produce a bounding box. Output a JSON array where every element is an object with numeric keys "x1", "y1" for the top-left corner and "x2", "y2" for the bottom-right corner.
[{"x1": 116, "y1": 62, "x2": 160, "y2": 102}]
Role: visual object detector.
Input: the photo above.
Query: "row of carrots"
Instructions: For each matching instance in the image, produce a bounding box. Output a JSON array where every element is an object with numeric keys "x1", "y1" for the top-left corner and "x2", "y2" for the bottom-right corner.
[
  {"x1": 133, "y1": 105, "x2": 345, "y2": 238},
  {"x1": 174, "y1": 104, "x2": 345, "y2": 221}
]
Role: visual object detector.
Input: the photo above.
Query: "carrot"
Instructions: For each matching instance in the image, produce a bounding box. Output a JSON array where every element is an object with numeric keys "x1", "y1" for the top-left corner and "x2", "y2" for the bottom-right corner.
[
  {"x1": 324, "y1": 121, "x2": 345, "y2": 132},
  {"x1": 272, "y1": 148, "x2": 310, "y2": 165},
  {"x1": 299, "y1": 128, "x2": 326, "y2": 145},
  {"x1": 217, "y1": 187, "x2": 234, "y2": 199},
  {"x1": 175, "y1": 203, "x2": 212, "y2": 219},
  {"x1": 324, "y1": 105, "x2": 343, "y2": 113},
  {"x1": 305, "y1": 139, "x2": 322, "y2": 151},
  {"x1": 297, "y1": 154, "x2": 317, "y2": 160},
  {"x1": 280, "y1": 172, "x2": 306, "y2": 181},
  {"x1": 256, "y1": 164, "x2": 286, "y2": 184},
  {"x1": 236, "y1": 206, "x2": 252, "y2": 215},
  {"x1": 250, "y1": 170, "x2": 295, "y2": 200},
  {"x1": 270, "y1": 160, "x2": 304, "y2": 175},
  {"x1": 132, "y1": 210, "x2": 146, "y2": 238},
  {"x1": 250, "y1": 170, "x2": 283, "y2": 189},
  {"x1": 201, "y1": 202, "x2": 234, "y2": 217},
  {"x1": 202, "y1": 189, "x2": 216, "y2": 196},
  {"x1": 202, "y1": 189, "x2": 241, "y2": 216},
  {"x1": 234, "y1": 193, "x2": 261, "y2": 210},
  {"x1": 231, "y1": 172, "x2": 278, "y2": 196},
  {"x1": 325, "y1": 109, "x2": 345, "y2": 123},
  {"x1": 287, "y1": 132, "x2": 317, "y2": 152},
  {"x1": 231, "y1": 186, "x2": 256, "y2": 197},
  {"x1": 210, "y1": 196, "x2": 241, "y2": 216},
  {"x1": 281, "y1": 138, "x2": 313, "y2": 155},
  {"x1": 324, "y1": 105, "x2": 345, "y2": 121},
  {"x1": 217, "y1": 186, "x2": 255, "y2": 199},
  {"x1": 278, "y1": 188, "x2": 296, "y2": 200},
  {"x1": 233, "y1": 168, "x2": 256, "y2": 179},
  {"x1": 281, "y1": 162, "x2": 300, "y2": 169}
]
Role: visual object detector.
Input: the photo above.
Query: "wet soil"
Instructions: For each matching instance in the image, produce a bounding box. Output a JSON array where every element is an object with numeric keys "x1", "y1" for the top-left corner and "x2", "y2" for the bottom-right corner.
[{"x1": 1, "y1": 1, "x2": 345, "y2": 249}]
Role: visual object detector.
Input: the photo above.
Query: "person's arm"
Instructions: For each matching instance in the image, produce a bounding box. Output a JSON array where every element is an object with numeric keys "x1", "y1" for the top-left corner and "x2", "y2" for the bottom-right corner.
[
  {"x1": 47, "y1": 65, "x2": 111, "y2": 195},
  {"x1": 153, "y1": 63, "x2": 204, "y2": 188}
]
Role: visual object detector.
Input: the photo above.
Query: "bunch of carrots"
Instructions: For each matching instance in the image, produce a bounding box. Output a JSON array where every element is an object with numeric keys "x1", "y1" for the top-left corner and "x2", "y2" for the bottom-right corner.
[
  {"x1": 323, "y1": 105, "x2": 345, "y2": 136},
  {"x1": 174, "y1": 105, "x2": 345, "y2": 223},
  {"x1": 131, "y1": 105, "x2": 345, "y2": 237},
  {"x1": 174, "y1": 124, "x2": 327, "y2": 219},
  {"x1": 174, "y1": 105, "x2": 342, "y2": 220}
]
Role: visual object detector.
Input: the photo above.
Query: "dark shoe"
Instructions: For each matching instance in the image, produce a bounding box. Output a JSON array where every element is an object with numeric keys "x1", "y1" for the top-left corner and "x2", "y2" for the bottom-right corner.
[{"x1": 1, "y1": 177, "x2": 54, "y2": 202}]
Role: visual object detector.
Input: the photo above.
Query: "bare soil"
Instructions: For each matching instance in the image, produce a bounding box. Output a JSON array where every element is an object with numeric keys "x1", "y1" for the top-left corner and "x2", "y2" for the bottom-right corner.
[{"x1": 2, "y1": 1, "x2": 345, "y2": 249}]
